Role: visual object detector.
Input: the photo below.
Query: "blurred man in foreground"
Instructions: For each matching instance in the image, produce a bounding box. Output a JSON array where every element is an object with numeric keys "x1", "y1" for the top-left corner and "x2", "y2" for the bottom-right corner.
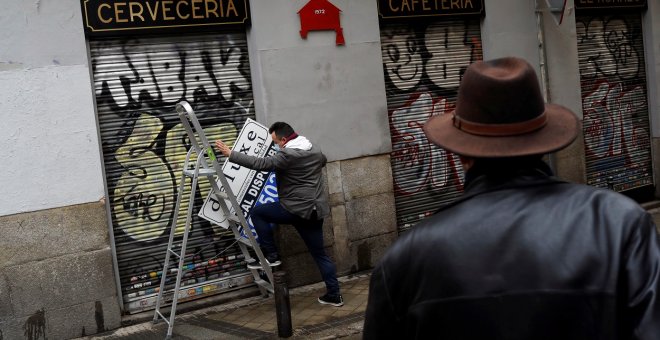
[{"x1": 363, "y1": 57, "x2": 660, "y2": 339}]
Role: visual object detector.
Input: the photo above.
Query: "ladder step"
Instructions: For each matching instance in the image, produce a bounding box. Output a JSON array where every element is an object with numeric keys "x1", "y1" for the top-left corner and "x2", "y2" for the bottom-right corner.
[
  {"x1": 237, "y1": 236, "x2": 253, "y2": 247},
  {"x1": 168, "y1": 249, "x2": 180, "y2": 259},
  {"x1": 183, "y1": 168, "x2": 216, "y2": 177},
  {"x1": 254, "y1": 279, "x2": 274, "y2": 294},
  {"x1": 155, "y1": 311, "x2": 171, "y2": 326},
  {"x1": 227, "y1": 215, "x2": 241, "y2": 223},
  {"x1": 214, "y1": 191, "x2": 228, "y2": 200}
]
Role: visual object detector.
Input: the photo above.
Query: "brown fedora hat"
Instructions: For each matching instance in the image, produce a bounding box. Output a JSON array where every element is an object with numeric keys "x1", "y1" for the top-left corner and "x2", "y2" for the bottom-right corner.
[{"x1": 423, "y1": 57, "x2": 579, "y2": 158}]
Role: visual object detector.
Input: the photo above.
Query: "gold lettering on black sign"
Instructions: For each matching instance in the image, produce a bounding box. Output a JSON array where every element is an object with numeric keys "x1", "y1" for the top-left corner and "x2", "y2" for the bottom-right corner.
[
  {"x1": 82, "y1": 0, "x2": 248, "y2": 36},
  {"x1": 379, "y1": 0, "x2": 483, "y2": 19},
  {"x1": 93, "y1": 0, "x2": 239, "y2": 23},
  {"x1": 577, "y1": 0, "x2": 641, "y2": 3},
  {"x1": 575, "y1": 0, "x2": 646, "y2": 9},
  {"x1": 389, "y1": 0, "x2": 475, "y2": 12}
]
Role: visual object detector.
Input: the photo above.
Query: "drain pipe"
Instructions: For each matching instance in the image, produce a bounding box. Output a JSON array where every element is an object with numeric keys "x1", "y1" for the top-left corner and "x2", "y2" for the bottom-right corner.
[
  {"x1": 535, "y1": 0, "x2": 556, "y2": 171},
  {"x1": 536, "y1": 1, "x2": 551, "y2": 104}
]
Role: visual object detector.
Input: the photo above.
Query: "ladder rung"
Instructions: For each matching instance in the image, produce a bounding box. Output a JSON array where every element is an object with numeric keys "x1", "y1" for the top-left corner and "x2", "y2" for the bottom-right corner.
[
  {"x1": 214, "y1": 191, "x2": 228, "y2": 200},
  {"x1": 155, "y1": 311, "x2": 171, "y2": 326},
  {"x1": 168, "y1": 249, "x2": 180, "y2": 259},
  {"x1": 237, "y1": 237, "x2": 253, "y2": 247},
  {"x1": 183, "y1": 168, "x2": 216, "y2": 177},
  {"x1": 254, "y1": 279, "x2": 274, "y2": 293},
  {"x1": 227, "y1": 215, "x2": 241, "y2": 223}
]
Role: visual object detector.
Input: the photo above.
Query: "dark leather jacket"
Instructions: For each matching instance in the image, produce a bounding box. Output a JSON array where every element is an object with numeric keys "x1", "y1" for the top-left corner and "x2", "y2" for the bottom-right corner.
[{"x1": 364, "y1": 164, "x2": 660, "y2": 339}]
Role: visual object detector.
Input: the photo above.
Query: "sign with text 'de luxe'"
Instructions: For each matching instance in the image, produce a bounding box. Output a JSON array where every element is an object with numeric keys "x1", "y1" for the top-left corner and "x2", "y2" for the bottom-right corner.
[
  {"x1": 199, "y1": 118, "x2": 279, "y2": 241},
  {"x1": 80, "y1": 0, "x2": 250, "y2": 36}
]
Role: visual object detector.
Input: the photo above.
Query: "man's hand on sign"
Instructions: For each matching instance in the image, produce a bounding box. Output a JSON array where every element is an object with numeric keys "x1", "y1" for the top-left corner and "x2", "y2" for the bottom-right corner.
[{"x1": 214, "y1": 139, "x2": 232, "y2": 157}]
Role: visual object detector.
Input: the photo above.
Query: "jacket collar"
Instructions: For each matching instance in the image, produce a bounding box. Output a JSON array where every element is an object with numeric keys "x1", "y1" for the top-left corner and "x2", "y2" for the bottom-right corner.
[{"x1": 438, "y1": 160, "x2": 565, "y2": 213}]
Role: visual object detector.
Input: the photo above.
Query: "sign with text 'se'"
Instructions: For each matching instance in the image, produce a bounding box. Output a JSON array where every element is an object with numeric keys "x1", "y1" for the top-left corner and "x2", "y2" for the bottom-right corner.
[{"x1": 198, "y1": 118, "x2": 278, "y2": 241}]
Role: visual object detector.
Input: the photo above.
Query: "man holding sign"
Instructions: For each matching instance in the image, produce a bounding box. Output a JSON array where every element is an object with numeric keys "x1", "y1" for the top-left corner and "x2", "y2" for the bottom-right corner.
[{"x1": 215, "y1": 122, "x2": 343, "y2": 307}]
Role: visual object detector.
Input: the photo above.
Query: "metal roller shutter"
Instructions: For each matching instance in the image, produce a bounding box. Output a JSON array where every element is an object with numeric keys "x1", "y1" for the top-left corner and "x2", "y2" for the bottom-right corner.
[
  {"x1": 89, "y1": 32, "x2": 255, "y2": 313},
  {"x1": 576, "y1": 14, "x2": 654, "y2": 192},
  {"x1": 379, "y1": 19, "x2": 483, "y2": 233}
]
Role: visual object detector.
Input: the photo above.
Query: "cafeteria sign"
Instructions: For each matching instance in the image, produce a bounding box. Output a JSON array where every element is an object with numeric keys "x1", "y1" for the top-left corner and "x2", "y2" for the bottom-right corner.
[{"x1": 378, "y1": 0, "x2": 484, "y2": 19}]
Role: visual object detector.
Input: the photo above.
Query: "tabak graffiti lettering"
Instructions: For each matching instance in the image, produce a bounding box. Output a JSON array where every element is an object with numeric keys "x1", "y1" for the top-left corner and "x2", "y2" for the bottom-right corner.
[
  {"x1": 380, "y1": 20, "x2": 482, "y2": 229},
  {"x1": 90, "y1": 33, "x2": 255, "y2": 310},
  {"x1": 576, "y1": 15, "x2": 653, "y2": 191}
]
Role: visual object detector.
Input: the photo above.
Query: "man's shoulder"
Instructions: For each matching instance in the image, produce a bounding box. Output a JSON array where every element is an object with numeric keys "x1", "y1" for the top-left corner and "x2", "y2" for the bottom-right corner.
[
  {"x1": 379, "y1": 218, "x2": 442, "y2": 264},
  {"x1": 437, "y1": 180, "x2": 649, "y2": 234},
  {"x1": 555, "y1": 182, "x2": 646, "y2": 212},
  {"x1": 458, "y1": 178, "x2": 644, "y2": 212},
  {"x1": 282, "y1": 146, "x2": 325, "y2": 158}
]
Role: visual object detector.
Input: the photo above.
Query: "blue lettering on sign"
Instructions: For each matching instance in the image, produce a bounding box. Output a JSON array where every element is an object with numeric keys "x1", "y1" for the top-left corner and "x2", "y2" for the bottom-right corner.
[{"x1": 240, "y1": 172, "x2": 278, "y2": 241}]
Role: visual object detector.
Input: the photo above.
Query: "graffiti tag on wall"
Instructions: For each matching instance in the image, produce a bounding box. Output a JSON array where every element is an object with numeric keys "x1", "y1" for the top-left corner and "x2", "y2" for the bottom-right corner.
[
  {"x1": 380, "y1": 20, "x2": 482, "y2": 229},
  {"x1": 90, "y1": 33, "x2": 255, "y2": 310},
  {"x1": 576, "y1": 15, "x2": 653, "y2": 191}
]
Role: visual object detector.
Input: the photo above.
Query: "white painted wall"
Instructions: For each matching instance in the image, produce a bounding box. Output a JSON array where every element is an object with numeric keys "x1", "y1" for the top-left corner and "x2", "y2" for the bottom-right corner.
[
  {"x1": 247, "y1": 0, "x2": 391, "y2": 161},
  {"x1": 481, "y1": 0, "x2": 543, "y2": 77},
  {"x1": 0, "y1": 0, "x2": 104, "y2": 216},
  {"x1": 541, "y1": 0, "x2": 584, "y2": 119},
  {"x1": 480, "y1": 0, "x2": 584, "y2": 116}
]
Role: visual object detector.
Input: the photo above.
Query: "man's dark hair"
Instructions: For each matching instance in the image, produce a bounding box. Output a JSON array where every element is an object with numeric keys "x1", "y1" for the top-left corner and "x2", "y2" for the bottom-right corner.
[
  {"x1": 470, "y1": 155, "x2": 546, "y2": 178},
  {"x1": 269, "y1": 122, "x2": 294, "y2": 138}
]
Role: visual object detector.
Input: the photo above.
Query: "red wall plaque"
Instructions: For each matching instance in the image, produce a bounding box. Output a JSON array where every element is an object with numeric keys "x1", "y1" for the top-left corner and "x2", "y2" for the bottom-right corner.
[{"x1": 298, "y1": 0, "x2": 345, "y2": 45}]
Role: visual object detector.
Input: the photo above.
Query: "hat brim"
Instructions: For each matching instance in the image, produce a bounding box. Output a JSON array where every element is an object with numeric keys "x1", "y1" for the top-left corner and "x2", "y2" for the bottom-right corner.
[{"x1": 423, "y1": 104, "x2": 579, "y2": 158}]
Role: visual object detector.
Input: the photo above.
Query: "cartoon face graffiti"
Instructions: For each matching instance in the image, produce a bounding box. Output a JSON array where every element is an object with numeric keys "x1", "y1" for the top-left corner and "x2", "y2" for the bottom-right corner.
[
  {"x1": 577, "y1": 15, "x2": 652, "y2": 190},
  {"x1": 382, "y1": 26, "x2": 424, "y2": 91}
]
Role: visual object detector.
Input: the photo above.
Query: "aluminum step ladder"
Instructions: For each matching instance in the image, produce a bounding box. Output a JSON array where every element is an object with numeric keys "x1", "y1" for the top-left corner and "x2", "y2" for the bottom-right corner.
[{"x1": 153, "y1": 101, "x2": 275, "y2": 339}]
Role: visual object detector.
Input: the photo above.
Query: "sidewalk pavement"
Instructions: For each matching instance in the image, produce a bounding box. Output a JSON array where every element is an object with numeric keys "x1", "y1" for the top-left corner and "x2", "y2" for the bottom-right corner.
[{"x1": 78, "y1": 272, "x2": 371, "y2": 340}]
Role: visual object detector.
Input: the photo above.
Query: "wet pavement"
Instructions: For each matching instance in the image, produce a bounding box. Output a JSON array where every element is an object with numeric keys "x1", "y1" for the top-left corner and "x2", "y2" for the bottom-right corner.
[{"x1": 77, "y1": 273, "x2": 370, "y2": 340}]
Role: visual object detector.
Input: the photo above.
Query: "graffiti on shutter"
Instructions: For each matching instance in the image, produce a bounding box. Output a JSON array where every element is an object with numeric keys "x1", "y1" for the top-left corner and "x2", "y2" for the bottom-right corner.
[
  {"x1": 90, "y1": 32, "x2": 255, "y2": 313},
  {"x1": 379, "y1": 20, "x2": 482, "y2": 232},
  {"x1": 576, "y1": 14, "x2": 654, "y2": 192}
]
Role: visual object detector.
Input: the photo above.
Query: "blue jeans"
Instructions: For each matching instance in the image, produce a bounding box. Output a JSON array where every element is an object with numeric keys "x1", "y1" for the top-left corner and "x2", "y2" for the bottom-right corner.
[{"x1": 250, "y1": 202, "x2": 340, "y2": 296}]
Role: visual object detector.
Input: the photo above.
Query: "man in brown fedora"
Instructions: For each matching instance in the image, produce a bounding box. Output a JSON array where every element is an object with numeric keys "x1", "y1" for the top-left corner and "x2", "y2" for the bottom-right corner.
[{"x1": 363, "y1": 57, "x2": 660, "y2": 339}]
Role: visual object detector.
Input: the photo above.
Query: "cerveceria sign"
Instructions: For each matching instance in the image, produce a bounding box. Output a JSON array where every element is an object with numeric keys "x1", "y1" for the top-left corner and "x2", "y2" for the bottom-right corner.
[
  {"x1": 575, "y1": 0, "x2": 647, "y2": 10},
  {"x1": 378, "y1": 0, "x2": 484, "y2": 19},
  {"x1": 81, "y1": 0, "x2": 249, "y2": 36}
]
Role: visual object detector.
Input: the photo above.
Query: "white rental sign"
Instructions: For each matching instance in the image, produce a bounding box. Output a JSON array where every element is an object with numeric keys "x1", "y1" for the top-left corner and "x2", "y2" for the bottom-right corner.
[{"x1": 198, "y1": 118, "x2": 278, "y2": 239}]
